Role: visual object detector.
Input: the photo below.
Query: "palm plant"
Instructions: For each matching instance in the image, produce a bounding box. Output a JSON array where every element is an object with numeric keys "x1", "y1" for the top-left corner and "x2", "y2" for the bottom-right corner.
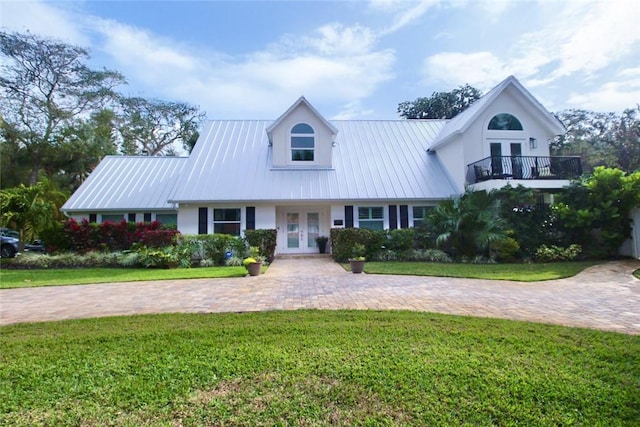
[{"x1": 428, "y1": 190, "x2": 507, "y2": 259}]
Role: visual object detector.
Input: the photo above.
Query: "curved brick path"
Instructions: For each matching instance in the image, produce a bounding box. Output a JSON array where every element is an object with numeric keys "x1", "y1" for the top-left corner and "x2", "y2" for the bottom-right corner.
[{"x1": 1, "y1": 257, "x2": 639, "y2": 334}]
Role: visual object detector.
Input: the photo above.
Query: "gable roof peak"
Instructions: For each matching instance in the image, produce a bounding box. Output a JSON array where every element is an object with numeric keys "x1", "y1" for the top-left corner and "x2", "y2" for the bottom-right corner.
[
  {"x1": 266, "y1": 96, "x2": 338, "y2": 138},
  {"x1": 428, "y1": 75, "x2": 565, "y2": 151}
]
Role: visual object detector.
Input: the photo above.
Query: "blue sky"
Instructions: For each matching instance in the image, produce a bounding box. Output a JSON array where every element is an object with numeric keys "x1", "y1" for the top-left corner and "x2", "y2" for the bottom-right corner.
[{"x1": 2, "y1": 0, "x2": 639, "y2": 120}]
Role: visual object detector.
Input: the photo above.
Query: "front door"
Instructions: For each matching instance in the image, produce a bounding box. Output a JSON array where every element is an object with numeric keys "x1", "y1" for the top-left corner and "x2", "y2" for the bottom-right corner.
[{"x1": 284, "y1": 210, "x2": 321, "y2": 253}]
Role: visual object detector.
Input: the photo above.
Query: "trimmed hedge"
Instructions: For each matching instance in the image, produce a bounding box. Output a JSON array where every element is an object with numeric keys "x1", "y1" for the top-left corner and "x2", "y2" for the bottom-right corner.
[
  {"x1": 245, "y1": 229, "x2": 277, "y2": 262},
  {"x1": 330, "y1": 228, "x2": 386, "y2": 262}
]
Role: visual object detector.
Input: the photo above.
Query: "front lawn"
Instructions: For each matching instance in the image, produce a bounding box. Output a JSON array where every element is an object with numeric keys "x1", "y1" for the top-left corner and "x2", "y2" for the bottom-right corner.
[
  {"x1": 1, "y1": 311, "x2": 638, "y2": 426},
  {"x1": 346, "y1": 261, "x2": 599, "y2": 281},
  {"x1": 0, "y1": 266, "x2": 249, "y2": 289}
]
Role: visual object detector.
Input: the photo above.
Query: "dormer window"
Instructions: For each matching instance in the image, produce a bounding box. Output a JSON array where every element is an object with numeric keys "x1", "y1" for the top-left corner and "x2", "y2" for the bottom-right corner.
[
  {"x1": 488, "y1": 113, "x2": 523, "y2": 130},
  {"x1": 291, "y1": 123, "x2": 315, "y2": 161}
]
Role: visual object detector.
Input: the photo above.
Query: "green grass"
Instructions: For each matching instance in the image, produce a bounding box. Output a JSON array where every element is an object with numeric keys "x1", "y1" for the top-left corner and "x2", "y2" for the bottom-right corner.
[
  {"x1": 0, "y1": 266, "x2": 249, "y2": 289},
  {"x1": 344, "y1": 261, "x2": 599, "y2": 281},
  {"x1": 1, "y1": 311, "x2": 638, "y2": 426}
]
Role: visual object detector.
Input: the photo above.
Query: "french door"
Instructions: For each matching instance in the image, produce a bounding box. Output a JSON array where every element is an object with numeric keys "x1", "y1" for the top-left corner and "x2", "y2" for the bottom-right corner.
[{"x1": 284, "y1": 210, "x2": 321, "y2": 253}]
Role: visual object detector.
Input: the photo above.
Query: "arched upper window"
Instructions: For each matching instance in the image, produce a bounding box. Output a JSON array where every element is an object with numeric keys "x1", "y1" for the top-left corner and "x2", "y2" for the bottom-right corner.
[
  {"x1": 291, "y1": 123, "x2": 315, "y2": 161},
  {"x1": 488, "y1": 113, "x2": 523, "y2": 131}
]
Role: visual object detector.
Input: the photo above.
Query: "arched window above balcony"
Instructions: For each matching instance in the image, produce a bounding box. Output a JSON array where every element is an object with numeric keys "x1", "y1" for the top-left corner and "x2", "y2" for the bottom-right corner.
[{"x1": 488, "y1": 113, "x2": 523, "y2": 130}]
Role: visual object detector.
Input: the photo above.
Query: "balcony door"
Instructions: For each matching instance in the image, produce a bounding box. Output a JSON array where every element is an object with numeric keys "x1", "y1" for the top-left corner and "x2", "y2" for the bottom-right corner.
[
  {"x1": 510, "y1": 143, "x2": 523, "y2": 178},
  {"x1": 490, "y1": 143, "x2": 503, "y2": 175}
]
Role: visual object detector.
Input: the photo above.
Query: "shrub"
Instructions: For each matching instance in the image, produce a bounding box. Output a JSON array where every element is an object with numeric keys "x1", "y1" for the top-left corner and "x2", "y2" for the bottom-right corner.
[
  {"x1": 534, "y1": 244, "x2": 582, "y2": 262},
  {"x1": 386, "y1": 228, "x2": 415, "y2": 252},
  {"x1": 245, "y1": 229, "x2": 277, "y2": 262},
  {"x1": 4, "y1": 252, "x2": 122, "y2": 269},
  {"x1": 135, "y1": 246, "x2": 191, "y2": 269},
  {"x1": 492, "y1": 237, "x2": 520, "y2": 262},
  {"x1": 330, "y1": 228, "x2": 386, "y2": 262},
  {"x1": 139, "y1": 229, "x2": 179, "y2": 248},
  {"x1": 179, "y1": 234, "x2": 246, "y2": 266}
]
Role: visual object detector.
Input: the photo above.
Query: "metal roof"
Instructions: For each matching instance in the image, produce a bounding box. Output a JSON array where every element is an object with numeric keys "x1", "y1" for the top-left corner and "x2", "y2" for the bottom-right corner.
[
  {"x1": 169, "y1": 119, "x2": 458, "y2": 203},
  {"x1": 62, "y1": 156, "x2": 187, "y2": 212}
]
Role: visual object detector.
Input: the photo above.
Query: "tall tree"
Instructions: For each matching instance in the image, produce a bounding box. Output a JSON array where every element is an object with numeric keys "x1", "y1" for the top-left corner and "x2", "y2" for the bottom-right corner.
[
  {"x1": 552, "y1": 107, "x2": 640, "y2": 173},
  {"x1": 0, "y1": 31, "x2": 125, "y2": 184},
  {"x1": 398, "y1": 84, "x2": 482, "y2": 119},
  {"x1": 117, "y1": 97, "x2": 204, "y2": 156}
]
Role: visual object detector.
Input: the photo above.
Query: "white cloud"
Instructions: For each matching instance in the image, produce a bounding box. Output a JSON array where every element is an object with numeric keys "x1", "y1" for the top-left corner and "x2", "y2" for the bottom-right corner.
[
  {"x1": 376, "y1": 0, "x2": 439, "y2": 36},
  {"x1": 567, "y1": 68, "x2": 640, "y2": 112},
  {"x1": 423, "y1": 51, "x2": 507, "y2": 90},
  {"x1": 332, "y1": 100, "x2": 375, "y2": 120},
  {"x1": 0, "y1": 0, "x2": 89, "y2": 45}
]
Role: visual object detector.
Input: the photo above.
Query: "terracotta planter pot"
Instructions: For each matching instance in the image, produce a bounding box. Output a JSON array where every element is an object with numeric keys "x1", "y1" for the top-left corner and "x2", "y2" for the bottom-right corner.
[
  {"x1": 246, "y1": 262, "x2": 262, "y2": 276},
  {"x1": 349, "y1": 259, "x2": 365, "y2": 274}
]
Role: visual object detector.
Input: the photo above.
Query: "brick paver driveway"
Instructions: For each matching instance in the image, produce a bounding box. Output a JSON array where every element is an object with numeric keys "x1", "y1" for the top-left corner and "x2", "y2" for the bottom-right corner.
[{"x1": 1, "y1": 257, "x2": 639, "y2": 334}]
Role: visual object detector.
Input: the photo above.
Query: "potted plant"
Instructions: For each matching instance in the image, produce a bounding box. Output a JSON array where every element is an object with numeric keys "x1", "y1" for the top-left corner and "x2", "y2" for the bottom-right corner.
[
  {"x1": 243, "y1": 246, "x2": 265, "y2": 276},
  {"x1": 243, "y1": 257, "x2": 262, "y2": 276},
  {"x1": 315, "y1": 236, "x2": 329, "y2": 254},
  {"x1": 348, "y1": 243, "x2": 366, "y2": 274}
]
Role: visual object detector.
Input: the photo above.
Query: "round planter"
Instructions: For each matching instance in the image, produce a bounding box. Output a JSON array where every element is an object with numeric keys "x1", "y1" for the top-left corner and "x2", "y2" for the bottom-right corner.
[
  {"x1": 349, "y1": 259, "x2": 365, "y2": 274},
  {"x1": 246, "y1": 262, "x2": 262, "y2": 276}
]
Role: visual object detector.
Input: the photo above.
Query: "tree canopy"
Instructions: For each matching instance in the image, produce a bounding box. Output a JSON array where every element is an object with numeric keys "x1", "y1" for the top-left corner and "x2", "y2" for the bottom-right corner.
[
  {"x1": 397, "y1": 84, "x2": 482, "y2": 119},
  {"x1": 0, "y1": 30, "x2": 206, "y2": 193}
]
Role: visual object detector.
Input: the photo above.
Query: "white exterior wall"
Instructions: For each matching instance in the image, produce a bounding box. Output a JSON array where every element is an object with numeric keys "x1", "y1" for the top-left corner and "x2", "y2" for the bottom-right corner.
[
  {"x1": 270, "y1": 103, "x2": 334, "y2": 168},
  {"x1": 433, "y1": 140, "x2": 466, "y2": 192},
  {"x1": 178, "y1": 205, "x2": 200, "y2": 235},
  {"x1": 255, "y1": 205, "x2": 276, "y2": 229},
  {"x1": 441, "y1": 87, "x2": 559, "y2": 189}
]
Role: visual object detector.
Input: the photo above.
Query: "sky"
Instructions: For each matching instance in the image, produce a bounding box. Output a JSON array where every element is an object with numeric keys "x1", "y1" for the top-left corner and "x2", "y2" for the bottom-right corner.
[{"x1": 1, "y1": 0, "x2": 639, "y2": 120}]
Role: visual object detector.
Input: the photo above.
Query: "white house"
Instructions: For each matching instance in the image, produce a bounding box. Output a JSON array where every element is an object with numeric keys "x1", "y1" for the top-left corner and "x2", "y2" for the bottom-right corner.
[{"x1": 62, "y1": 76, "x2": 583, "y2": 255}]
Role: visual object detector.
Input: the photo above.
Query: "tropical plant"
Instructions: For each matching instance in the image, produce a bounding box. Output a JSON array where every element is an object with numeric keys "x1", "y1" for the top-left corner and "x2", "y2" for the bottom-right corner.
[
  {"x1": 428, "y1": 190, "x2": 507, "y2": 259},
  {"x1": 0, "y1": 181, "x2": 65, "y2": 249},
  {"x1": 553, "y1": 167, "x2": 640, "y2": 257}
]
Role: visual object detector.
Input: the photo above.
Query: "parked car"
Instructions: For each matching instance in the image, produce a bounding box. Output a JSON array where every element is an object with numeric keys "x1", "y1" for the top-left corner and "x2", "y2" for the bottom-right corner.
[
  {"x1": 1, "y1": 234, "x2": 19, "y2": 258},
  {"x1": 24, "y1": 239, "x2": 46, "y2": 253},
  {"x1": 0, "y1": 227, "x2": 19, "y2": 239}
]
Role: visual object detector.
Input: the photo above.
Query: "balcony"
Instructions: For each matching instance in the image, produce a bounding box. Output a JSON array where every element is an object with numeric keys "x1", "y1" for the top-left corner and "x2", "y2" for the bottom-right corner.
[{"x1": 467, "y1": 156, "x2": 582, "y2": 188}]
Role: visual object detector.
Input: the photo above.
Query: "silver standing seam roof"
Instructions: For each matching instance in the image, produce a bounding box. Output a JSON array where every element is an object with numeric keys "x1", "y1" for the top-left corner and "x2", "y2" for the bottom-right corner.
[
  {"x1": 169, "y1": 119, "x2": 458, "y2": 203},
  {"x1": 62, "y1": 156, "x2": 187, "y2": 212},
  {"x1": 62, "y1": 119, "x2": 460, "y2": 212}
]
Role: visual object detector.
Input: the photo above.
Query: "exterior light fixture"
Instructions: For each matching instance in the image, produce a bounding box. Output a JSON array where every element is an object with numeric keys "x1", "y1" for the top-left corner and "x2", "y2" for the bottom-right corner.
[{"x1": 529, "y1": 137, "x2": 537, "y2": 149}]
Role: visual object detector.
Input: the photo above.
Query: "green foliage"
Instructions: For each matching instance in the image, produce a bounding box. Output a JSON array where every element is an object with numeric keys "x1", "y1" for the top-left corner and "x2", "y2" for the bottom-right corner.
[
  {"x1": 244, "y1": 229, "x2": 277, "y2": 262},
  {"x1": 554, "y1": 167, "x2": 640, "y2": 256},
  {"x1": 117, "y1": 96, "x2": 204, "y2": 156},
  {"x1": 180, "y1": 234, "x2": 247, "y2": 266},
  {"x1": 374, "y1": 248, "x2": 452, "y2": 262},
  {"x1": 428, "y1": 190, "x2": 508, "y2": 259},
  {"x1": 493, "y1": 185, "x2": 560, "y2": 257},
  {"x1": 492, "y1": 237, "x2": 521, "y2": 262},
  {"x1": 553, "y1": 107, "x2": 640, "y2": 174},
  {"x1": 3, "y1": 252, "x2": 122, "y2": 269},
  {"x1": 330, "y1": 228, "x2": 386, "y2": 262},
  {"x1": 534, "y1": 244, "x2": 583, "y2": 263},
  {"x1": 398, "y1": 83, "x2": 482, "y2": 119},
  {"x1": 0, "y1": 31, "x2": 125, "y2": 186},
  {"x1": 0, "y1": 181, "x2": 65, "y2": 248},
  {"x1": 386, "y1": 228, "x2": 415, "y2": 252},
  {"x1": 1, "y1": 311, "x2": 637, "y2": 425},
  {"x1": 135, "y1": 245, "x2": 191, "y2": 269}
]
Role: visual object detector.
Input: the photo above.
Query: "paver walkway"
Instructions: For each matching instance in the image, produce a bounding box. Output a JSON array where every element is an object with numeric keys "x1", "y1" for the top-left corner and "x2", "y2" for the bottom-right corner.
[{"x1": 1, "y1": 257, "x2": 639, "y2": 334}]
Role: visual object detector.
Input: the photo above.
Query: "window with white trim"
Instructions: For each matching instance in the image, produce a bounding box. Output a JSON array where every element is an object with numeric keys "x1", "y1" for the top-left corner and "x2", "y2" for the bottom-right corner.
[
  {"x1": 412, "y1": 206, "x2": 433, "y2": 227},
  {"x1": 291, "y1": 123, "x2": 315, "y2": 161},
  {"x1": 358, "y1": 206, "x2": 384, "y2": 230},
  {"x1": 488, "y1": 113, "x2": 523, "y2": 130},
  {"x1": 213, "y1": 208, "x2": 241, "y2": 235},
  {"x1": 101, "y1": 214, "x2": 124, "y2": 223}
]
